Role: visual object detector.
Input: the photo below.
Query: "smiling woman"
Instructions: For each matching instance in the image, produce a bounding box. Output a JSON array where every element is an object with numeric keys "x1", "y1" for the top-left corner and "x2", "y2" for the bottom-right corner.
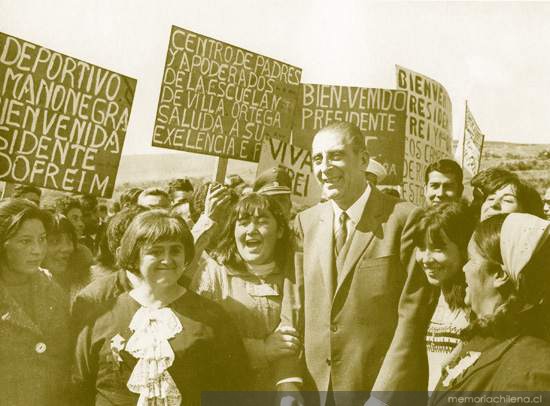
[
  {"x1": 72, "y1": 209, "x2": 250, "y2": 405},
  {"x1": 0, "y1": 199, "x2": 71, "y2": 406},
  {"x1": 191, "y1": 192, "x2": 299, "y2": 391},
  {"x1": 412, "y1": 201, "x2": 476, "y2": 391}
]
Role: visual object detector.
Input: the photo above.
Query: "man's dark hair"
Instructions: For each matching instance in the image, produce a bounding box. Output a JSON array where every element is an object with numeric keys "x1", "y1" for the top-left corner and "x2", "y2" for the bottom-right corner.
[
  {"x1": 424, "y1": 159, "x2": 464, "y2": 186},
  {"x1": 168, "y1": 178, "x2": 194, "y2": 194},
  {"x1": 119, "y1": 187, "x2": 143, "y2": 208},
  {"x1": 55, "y1": 196, "x2": 82, "y2": 216}
]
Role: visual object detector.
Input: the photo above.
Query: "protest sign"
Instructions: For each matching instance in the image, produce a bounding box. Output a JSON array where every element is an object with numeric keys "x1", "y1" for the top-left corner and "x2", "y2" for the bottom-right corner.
[
  {"x1": 292, "y1": 83, "x2": 407, "y2": 185},
  {"x1": 256, "y1": 137, "x2": 321, "y2": 207},
  {"x1": 0, "y1": 32, "x2": 135, "y2": 198},
  {"x1": 462, "y1": 102, "x2": 484, "y2": 176},
  {"x1": 396, "y1": 65, "x2": 453, "y2": 204},
  {"x1": 153, "y1": 25, "x2": 302, "y2": 162}
]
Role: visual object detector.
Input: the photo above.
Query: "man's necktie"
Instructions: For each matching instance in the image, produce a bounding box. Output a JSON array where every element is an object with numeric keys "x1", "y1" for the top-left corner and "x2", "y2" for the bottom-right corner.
[{"x1": 334, "y1": 211, "x2": 348, "y2": 257}]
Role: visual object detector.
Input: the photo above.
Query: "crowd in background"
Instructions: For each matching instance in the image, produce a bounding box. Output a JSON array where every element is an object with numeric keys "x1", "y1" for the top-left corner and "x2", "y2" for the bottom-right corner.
[{"x1": 1, "y1": 121, "x2": 550, "y2": 406}]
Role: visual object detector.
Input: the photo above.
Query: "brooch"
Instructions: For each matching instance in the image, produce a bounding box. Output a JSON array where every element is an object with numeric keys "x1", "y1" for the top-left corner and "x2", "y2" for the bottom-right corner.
[
  {"x1": 110, "y1": 334, "x2": 126, "y2": 368},
  {"x1": 442, "y1": 351, "x2": 481, "y2": 387}
]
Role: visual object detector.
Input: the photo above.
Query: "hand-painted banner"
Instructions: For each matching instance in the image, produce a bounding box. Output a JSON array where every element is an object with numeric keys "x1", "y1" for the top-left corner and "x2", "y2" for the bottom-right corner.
[
  {"x1": 396, "y1": 65, "x2": 453, "y2": 205},
  {"x1": 291, "y1": 83, "x2": 407, "y2": 185},
  {"x1": 256, "y1": 137, "x2": 321, "y2": 207},
  {"x1": 462, "y1": 102, "x2": 484, "y2": 176},
  {"x1": 153, "y1": 25, "x2": 302, "y2": 162},
  {"x1": 0, "y1": 32, "x2": 136, "y2": 198}
]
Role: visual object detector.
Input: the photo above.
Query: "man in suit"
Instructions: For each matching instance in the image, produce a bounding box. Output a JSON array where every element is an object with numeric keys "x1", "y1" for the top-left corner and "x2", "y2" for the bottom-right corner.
[{"x1": 276, "y1": 122, "x2": 433, "y2": 406}]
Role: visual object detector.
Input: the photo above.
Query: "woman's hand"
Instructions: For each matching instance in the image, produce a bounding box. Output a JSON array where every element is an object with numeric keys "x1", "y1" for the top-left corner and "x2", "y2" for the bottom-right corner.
[
  {"x1": 204, "y1": 184, "x2": 231, "y2": 223},
  {"x1": 264, "y1": 326, "x2": 301, "y2": 362}
]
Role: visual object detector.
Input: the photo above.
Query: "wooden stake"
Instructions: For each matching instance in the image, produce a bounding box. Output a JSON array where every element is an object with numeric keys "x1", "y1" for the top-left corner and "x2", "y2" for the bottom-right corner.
[{"x1": 213, "y1": 157, "x2": 228, "y2": 184}]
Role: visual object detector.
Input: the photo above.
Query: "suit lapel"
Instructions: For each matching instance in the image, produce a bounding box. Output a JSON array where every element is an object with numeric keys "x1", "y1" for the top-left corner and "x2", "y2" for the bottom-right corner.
[{"x1": 334, "y1": 188, "x2": 384, "y2": 297}]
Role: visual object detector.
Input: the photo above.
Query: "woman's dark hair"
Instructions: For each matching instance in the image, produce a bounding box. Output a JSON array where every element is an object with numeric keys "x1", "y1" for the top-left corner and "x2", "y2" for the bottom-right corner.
[
  {"x1": 119, "y1": 187, "x2": 143, "y2": 208},
  {"x1": 413, "y1": 201, "x2": 475, "y2": 309},
  {"x1": 214, "y1": 193, "x2": 292, "y2": 272},
  {"x1": 0, "y1": 199, "x2": 52, "y2": 263},
  {"x1": 465, "y1": 213, "x2": 550, "y2": 339},
  {"x1": 471, "y1": 167, "x2": 544, "y2": 219},
  {"x1": 116, "y1": 210, "x2": 195, "y2": 274},
  {"x1": 96, "y1": 205, "x2": 147, "y2": 268},
  {"x1": 48, "y1": 214, "x2": 78, "y2": 249}
]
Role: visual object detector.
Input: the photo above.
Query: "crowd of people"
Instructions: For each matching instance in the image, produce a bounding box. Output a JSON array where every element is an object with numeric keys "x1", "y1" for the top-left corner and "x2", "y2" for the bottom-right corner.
[{"x1": 1, "y1": 121, "x2": 550, "y2": 406}]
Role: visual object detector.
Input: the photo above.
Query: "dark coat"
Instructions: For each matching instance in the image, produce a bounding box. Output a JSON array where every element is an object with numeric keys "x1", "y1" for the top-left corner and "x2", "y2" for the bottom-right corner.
[
  {"x1": 430, "y1": 335, "x2": 550, "y2": 406},
  {"x1": 72, "y1": 290, "x2": 251, "y2": 405},
  {"x1": 277, "y1": 187, "x2": 434, "y2": 405},
  {"x1": 0, "y1": 270, "x2": 71, "y2": 406},
  {"x1": 71, "y1": 269, "x2": 132, "y2": 329}
]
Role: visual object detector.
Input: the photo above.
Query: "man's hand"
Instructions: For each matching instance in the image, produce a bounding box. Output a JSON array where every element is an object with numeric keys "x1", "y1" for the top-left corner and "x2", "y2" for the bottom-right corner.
[
  {"x1": 264, "y1": 326, "x2": 301, "y2": 362},
  {"x1": 203, "y1": 183, "x2": 231, "y2": 223}
]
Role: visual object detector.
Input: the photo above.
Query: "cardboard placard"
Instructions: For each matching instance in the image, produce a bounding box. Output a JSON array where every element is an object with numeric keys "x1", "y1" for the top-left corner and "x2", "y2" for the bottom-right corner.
[
  {"x1": 153, "y1": 26, "x2": 302, "y2": 162},
  {"x1": 256, "y1": 137, "x2": 321, "y2": 207},
  {"x1": 0, "y1": 32, "x2": 136, "y2": 198},
  {"x1": 462, "y1": 102, "x2": 484, "y2": 176},
  {"x1": 396, "y1": 65, "x2": 453, "y2": 204},
  {"x1": 292, "y1": 83, "x2": 407, "y2": 185}
]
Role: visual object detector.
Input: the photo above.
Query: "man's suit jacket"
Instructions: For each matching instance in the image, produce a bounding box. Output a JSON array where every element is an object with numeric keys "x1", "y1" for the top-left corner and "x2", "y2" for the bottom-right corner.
[
  {"x1": 429, "y1": 335, "x2": 550, "y2": 406},
  {"x1": 278, "y1": 187, "x2": 433, "y2": 403}
]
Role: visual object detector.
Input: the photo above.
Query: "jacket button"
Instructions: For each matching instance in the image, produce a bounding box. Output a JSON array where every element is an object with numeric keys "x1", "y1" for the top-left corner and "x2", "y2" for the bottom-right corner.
[
  {"x1": 35, "y1": 342, "x2": 47, "y2": 354},
  {"x1": 326, "y1": 358, "x2": 331, "y2": 366},
  {"x1": 330, "y1": 324, "x2": 337, "y2": 332}
]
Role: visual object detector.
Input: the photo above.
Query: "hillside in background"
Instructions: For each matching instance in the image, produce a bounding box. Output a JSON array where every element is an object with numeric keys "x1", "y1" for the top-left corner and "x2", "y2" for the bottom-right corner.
[
  {"x1": 38, "y1": 140, "x2": 550, "y2": 207},
  {"x1": 478, "y1": 141, "x2": 550, "y2": 191}
]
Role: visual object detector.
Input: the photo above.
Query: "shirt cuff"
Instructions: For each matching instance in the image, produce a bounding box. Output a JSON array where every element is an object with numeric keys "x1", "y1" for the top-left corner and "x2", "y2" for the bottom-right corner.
[{"x1": 276, "y1": 377, "x2": 303, "y2": 386}]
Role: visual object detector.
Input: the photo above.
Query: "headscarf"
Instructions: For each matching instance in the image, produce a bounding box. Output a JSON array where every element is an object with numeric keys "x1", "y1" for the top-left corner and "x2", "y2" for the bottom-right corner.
[{"x1": 500, "y1": 213, "x2": 550, "y2": 285}]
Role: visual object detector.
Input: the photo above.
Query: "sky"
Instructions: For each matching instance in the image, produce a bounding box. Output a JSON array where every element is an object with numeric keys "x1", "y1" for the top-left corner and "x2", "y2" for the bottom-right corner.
[{"x1": 2, "y1": 0, "x2": 550, "y2": 157}]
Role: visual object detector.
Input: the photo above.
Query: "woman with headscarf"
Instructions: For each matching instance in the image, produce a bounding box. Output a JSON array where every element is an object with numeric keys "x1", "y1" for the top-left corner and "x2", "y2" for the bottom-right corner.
[
  {"x1": 0, "y1": 199, "x2": 71, "y2": 405},
  {"x1": 430, "y1": 213, "x2": 550, "y2": 404}
]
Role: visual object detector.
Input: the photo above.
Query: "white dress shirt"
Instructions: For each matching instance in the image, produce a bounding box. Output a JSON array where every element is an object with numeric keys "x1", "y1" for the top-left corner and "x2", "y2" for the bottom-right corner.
[{"x1": 330, "y1": 183, "x2": 372, "y2": 245}]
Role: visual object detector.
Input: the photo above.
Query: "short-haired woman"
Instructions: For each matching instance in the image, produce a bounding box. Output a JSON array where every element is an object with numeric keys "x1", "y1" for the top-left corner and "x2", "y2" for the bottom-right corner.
[
  {"x1": 470, "y1": 167, "x2": 545, "y2": 221},
  {"x1": 72, "y1": 210, "x2": 249, "y2": 405}
]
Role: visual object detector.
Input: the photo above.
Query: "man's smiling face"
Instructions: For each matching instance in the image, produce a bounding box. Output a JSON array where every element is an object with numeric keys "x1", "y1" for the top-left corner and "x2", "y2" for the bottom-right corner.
[{"x1": 312, "y1": 129, "x2": 368, "y2": 209}]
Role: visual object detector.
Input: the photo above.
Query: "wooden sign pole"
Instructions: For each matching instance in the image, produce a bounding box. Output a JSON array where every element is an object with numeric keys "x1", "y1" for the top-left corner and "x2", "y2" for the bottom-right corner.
[{"x1": 213, "y1": 157, "x2": 228, "y2": 184}]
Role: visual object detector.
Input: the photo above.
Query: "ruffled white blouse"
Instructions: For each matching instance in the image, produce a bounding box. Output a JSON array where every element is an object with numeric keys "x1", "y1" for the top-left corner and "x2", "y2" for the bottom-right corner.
[{"x1": 125, "y1": 306, "x2": 183, "y2": 406}]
